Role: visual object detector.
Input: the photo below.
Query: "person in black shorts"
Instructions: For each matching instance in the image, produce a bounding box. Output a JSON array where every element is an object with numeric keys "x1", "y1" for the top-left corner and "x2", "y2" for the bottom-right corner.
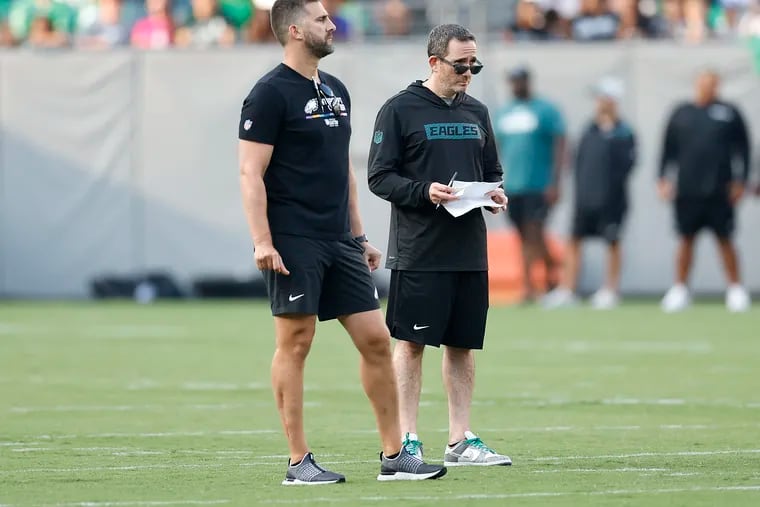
[
  {"x1": 368, "y1": 24, "x2": 511, "y2": 467},
  {"x1": 238, "y1": 0, "x2": 445, "y2": 485},
  {"x1": 658, "y1": 69, "x2": 751, "y2": 313},
  {"x1": 543, "y1": 78, "x2": 636, "y2": 310}
]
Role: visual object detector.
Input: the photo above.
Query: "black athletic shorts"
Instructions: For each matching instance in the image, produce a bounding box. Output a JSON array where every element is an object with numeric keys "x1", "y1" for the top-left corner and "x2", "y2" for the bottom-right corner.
[
  {"x1": 506, "y1": 193, "x2": 549, "y2": 228},
  {"x1": 386, "y1": 270, "x2": 489, "y2": 350},
  {"x1": 572, "y1": 206, "x2": 627, "y2": 243},
  {"x1": 675, "y1": 196, "x2": 734, "y2": 238},
  {"x1": 261, "y1": 235, "x2": 380, "y2": 321}
]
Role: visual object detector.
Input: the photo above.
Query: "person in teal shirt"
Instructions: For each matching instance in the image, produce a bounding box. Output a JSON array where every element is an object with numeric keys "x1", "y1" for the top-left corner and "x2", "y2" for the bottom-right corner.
[{"x1": 494, "y1": 66, "x2": 566, "y2": 302}]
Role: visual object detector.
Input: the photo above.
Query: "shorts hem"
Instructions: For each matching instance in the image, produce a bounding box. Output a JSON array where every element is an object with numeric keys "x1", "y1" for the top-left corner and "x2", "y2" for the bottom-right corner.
[{"x1": 318, "y1": 301, "x2": 381, "y2": 322}]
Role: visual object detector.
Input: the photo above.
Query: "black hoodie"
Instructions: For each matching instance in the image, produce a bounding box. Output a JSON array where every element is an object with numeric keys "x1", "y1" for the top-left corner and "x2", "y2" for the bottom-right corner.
[{"x1": 368, "y1": 81, "x2": 503, "y2": 271}]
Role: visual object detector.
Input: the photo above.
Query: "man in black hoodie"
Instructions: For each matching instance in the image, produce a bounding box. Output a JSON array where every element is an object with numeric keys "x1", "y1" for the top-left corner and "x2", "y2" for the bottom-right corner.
[
  {"x1": 368, "y1": 24, "x2": 511, "y2": 467},
  {"x1": 542, "y1": 77, "x2": 636, "y2": 310}
]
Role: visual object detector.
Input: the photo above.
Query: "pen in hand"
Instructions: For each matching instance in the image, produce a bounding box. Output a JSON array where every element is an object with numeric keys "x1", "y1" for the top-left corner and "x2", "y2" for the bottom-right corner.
[{"x1": 436, "y1": 171, "x2": 458, "y2": 210}]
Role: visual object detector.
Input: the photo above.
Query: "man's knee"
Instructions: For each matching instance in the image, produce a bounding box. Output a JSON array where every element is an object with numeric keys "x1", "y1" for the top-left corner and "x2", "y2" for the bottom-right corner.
[
  {"x1": 395, "y1": 339, "x2": 425, "y2": 359},
  {"x1": 275, "y1": 317, "x2": 316, "y2": 361}
]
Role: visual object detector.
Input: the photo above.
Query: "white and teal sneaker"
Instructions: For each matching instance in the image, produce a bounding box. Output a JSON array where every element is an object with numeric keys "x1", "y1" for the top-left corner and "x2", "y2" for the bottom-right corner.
[
  {"x1": 402, "y1": 432, "x2": 424, "y2": 459},
  {"x1": 443, "y1": 431, "x2": 512, "y2": 466}
]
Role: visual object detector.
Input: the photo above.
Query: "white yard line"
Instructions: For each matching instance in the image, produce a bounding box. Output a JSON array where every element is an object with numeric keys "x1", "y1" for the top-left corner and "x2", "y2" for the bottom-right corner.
[
  {"x1": 530, "y1": 449, "x2": 760, "y2": 461},
  {"x1": 3, "y1": 423, "x2": 757, "y2": 445},
  {"x1": 258, "y1": 485, "x2": 760, "y2": 504},
  {"x1": 8, "y1": 401, "x2": 320, "y2": 414},
  {"x1": 3, "y1": 449, "x2": 760, "y2": 475},
  {"x1": 48, "y1": 501, "x2": 229, "y2": 507}
]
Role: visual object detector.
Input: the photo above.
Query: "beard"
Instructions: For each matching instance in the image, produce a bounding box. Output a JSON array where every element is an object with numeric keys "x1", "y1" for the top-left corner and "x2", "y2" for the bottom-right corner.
[{"x1": 305, "y1": 32, "x2": 334, "y2": 59}]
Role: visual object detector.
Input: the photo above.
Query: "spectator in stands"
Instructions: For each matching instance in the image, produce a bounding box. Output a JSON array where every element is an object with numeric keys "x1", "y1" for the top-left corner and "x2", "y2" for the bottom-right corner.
[
  {"x1": 321, "y1": 0, "x2": 350, "y2": 40},
  {"x1": 543, "y1": 77, "x2": 636, "y2": 309},
  {"x1": 658, "y1": 69, "x2": 751, "y2": 313},
  {"x1": 1, "y1": 0, "x2": 14, "y2": 46},
  {"x1": 662, "y1": 0, "x2": 707, "y2": 42},
  {"x1": 8, "y1": 0, "x2": 77, "y2": 47},
  {"x1": 76, "y1": 0, "x2": 130, "y2": 48},
  {"x1": 506, "y1": 0, "x2": 561, "y2": 41},
  {"x1": 494, "y1": 66, "x2": 566, "y2": 302},
  {"x1": 245, "y1": 0, "x2": 278, "y2": 42},
  {"x1": 721, "y1": 0, "x2": 751, "y2": 33},
  {"x1": 572, "y1": 0, "x2": 621, "y2": 40},
  {"x1": 378, "y1": 0, "x2": 411, "y2": 36},
  {"x1": 131, "y1": 0, "x2": 174, "y2": 49},
  {"x1": 738, "y1": 0, "x2": 760, "y2": 36},
  {"x1": 175, "y1": 0, "x2": 236, "y2": 47}
]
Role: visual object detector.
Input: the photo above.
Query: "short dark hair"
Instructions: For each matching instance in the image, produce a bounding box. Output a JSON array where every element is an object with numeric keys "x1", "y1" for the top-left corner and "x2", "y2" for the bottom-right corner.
[
  {"x1": 270, "y1": 0, "x2": 318, "y2": 46},
  {"x1": 427, "y1": 24, "x2": 476, "y2": 58}
]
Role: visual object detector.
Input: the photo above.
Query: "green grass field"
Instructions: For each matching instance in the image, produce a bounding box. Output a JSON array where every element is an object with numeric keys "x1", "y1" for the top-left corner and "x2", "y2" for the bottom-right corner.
[{"x1": 1, "y1": 301, "x2": 759, "y2": 506}]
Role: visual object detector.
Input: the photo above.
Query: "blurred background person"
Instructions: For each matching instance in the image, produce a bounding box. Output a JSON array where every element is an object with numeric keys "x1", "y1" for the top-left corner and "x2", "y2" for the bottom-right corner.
[
  {"x1": 131, "y1": 0, "x2": 174, "y2": 49},
  {"x1": 543, "y1": 77, "x2": 636, "y2": 310},
  {"x1": 658, "y1": 69, "x2": 752, "y2": 313},
  {"x1": 7, "y1": 0, "x2": 76, "y2": 48},
  {"x1": 571, "y1": 0, "x2": 621, "y2": 41},
  {"x1": 75, "y1": 0, "x2": 130, "y2": 48},
  {"x1": 244, "y1": 0, "x2": 277, "y2": 42},
  {"x1": 174, "y1": 0, "x2": 235, "y2": 47},
  {"x1": 495, "y1": 66, "x2": 566, "y2": 303},
  {"x1": 506, "y1": 0, "x2": 562, "y2": 41},
  {"x1": 378, "y1": 0, "x2": 411, "y2": 36}
]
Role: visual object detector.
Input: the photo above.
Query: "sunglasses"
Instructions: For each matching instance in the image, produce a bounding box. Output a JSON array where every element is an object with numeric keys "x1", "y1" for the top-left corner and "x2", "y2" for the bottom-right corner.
[
  {"x1": 438, "y1": 57, "x2": 484, "y2": 75},
  {"x1": 312, "y1": 77, "x2": 337, "y2": 116}
]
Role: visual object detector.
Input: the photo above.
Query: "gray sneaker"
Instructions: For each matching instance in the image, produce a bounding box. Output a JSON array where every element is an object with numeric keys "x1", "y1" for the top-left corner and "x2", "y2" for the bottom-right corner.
[
  {"x1": 443, "y1": 431, "x2": 512, "y2": 466},
  {"x1": 377, "y1": 448, "x2": 447, "y2": 481},
  {"x1": 282, "y1": 452, "x2": 346, "y2": 485}
]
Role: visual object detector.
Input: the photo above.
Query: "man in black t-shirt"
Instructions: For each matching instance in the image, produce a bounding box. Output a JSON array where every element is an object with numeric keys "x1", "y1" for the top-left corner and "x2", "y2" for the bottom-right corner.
[
  {"x1": 368, "y1": 24, "x2": 511, "y2": 468},
  {"x1": 238, "y1": 0, "x2": 445, "y2": 485},
  {"x1": 658, "y1": 69, "x2": 751, "y2": 313}
]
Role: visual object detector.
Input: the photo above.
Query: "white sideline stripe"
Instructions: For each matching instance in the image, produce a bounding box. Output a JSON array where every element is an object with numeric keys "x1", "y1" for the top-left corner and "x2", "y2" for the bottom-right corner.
[
  {"x1": 9, "y1": 402, "x2": 320, "y2": 414},
  {"x1": 5, "y1": 423, "x2": 758, "y2": 444},
  {"x1": 49, "y1": 501, "x2": 229, "y2": 507},
  {"x1": 531, "y1": 449, "x2": 760, "y2": 461},
  {"x1": 3, "y1": 449, "x2": 760, "y2": 475},
  {"x1": 0, "y1": 464, "x2": 227, "y2": 475},
  {"x1": 259, "y1": 486, "x2": 760, "y2": 504},
  {"x1": 532, "y1": 467, "x2": 670, "y2": 473},
  {"x1": 126, "y1": 381, "x2": 268, "y2": 392},
  {"x1": 508, "y1": 339, "x2": 713, "y2": 354}
]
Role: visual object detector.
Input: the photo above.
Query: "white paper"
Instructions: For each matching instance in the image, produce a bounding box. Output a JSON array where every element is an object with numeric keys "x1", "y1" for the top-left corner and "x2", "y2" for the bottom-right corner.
[{"x1": 441, "y1": 180, "x2": 504, "y2": 218}]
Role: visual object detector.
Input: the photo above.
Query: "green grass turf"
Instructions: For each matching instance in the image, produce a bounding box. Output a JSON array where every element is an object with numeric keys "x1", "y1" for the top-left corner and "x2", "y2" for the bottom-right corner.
[{"x1": 0, "y1": 301, "x2": 759, "y2": 506}]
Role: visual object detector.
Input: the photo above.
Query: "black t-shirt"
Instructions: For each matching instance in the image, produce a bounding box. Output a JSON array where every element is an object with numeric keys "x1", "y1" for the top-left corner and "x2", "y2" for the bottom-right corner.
[
  {"x1": 239, "y1": 63, "x2": 352, "y2": 240},
  {"x1": 659, "y1": 101, "x2": 750, "y2": 198}
]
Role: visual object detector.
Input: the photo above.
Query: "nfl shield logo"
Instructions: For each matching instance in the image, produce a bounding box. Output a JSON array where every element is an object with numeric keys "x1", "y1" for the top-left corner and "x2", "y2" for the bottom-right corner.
[
  {"x1": 373, "y1": 130, "x2": 383, "y2": 144},
  {"x1": 243, "y1": 119, "x2": 253, "y2": 130}
]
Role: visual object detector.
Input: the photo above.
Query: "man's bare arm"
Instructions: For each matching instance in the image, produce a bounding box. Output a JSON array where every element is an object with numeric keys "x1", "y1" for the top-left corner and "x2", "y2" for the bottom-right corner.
[{"x1": 239, "y1": 139, "x2": 289, "y2": 275}]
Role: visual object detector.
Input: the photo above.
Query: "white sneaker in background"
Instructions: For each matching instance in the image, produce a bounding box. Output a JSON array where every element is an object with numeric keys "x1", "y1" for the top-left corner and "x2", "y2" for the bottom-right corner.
[
  {"x1": 590, "y1": 288, "x2": 620, "y2": 310},
  {"x1": 661, "y1": 284, "x2": 691, "y2": 313},
  {"x1": 726, "y1": 284, "x2": 751, "y2": 313},
  {"x1": 541, "y1": 287, "x2": 578, "y2": 309}
]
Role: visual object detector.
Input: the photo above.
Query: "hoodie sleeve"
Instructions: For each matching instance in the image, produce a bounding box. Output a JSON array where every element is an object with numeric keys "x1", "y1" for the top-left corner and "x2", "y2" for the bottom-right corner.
[
  {"x1": 729, "y1": 104, "x2": 750, "y2": 182},
  {"x1": 659, "y1": 105, "x2": 680, "y2": 179},
  {"x1": 481, "y1": 110, "x2": 504, "y2": 184},
  {"x1": 621, "y1": 125, "x2": 636, "y2": 177},
  {"x1": 367, "y1": 100, "x2": 431, "y2": 208}
]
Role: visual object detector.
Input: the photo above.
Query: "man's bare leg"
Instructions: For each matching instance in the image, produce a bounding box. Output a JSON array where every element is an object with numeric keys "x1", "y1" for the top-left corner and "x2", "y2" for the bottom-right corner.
[
  {"x1": 272, "y1": 314, "x2": 317, "y2": 463},
  {"x1": 391, "y1": 340, "x2": 425, "y2": 438},
  {"x1": 442, "y1": 346, "x2": 474, "y2": 444},
  {"x1": 340, "y1": 310, "x2": 402, "y2": 456}
]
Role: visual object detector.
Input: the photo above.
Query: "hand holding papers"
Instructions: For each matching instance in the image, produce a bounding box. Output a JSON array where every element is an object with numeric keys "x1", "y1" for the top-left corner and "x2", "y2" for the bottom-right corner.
[{"x1": 441, "y1": 180, "x2": 506, "y2": 218}]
